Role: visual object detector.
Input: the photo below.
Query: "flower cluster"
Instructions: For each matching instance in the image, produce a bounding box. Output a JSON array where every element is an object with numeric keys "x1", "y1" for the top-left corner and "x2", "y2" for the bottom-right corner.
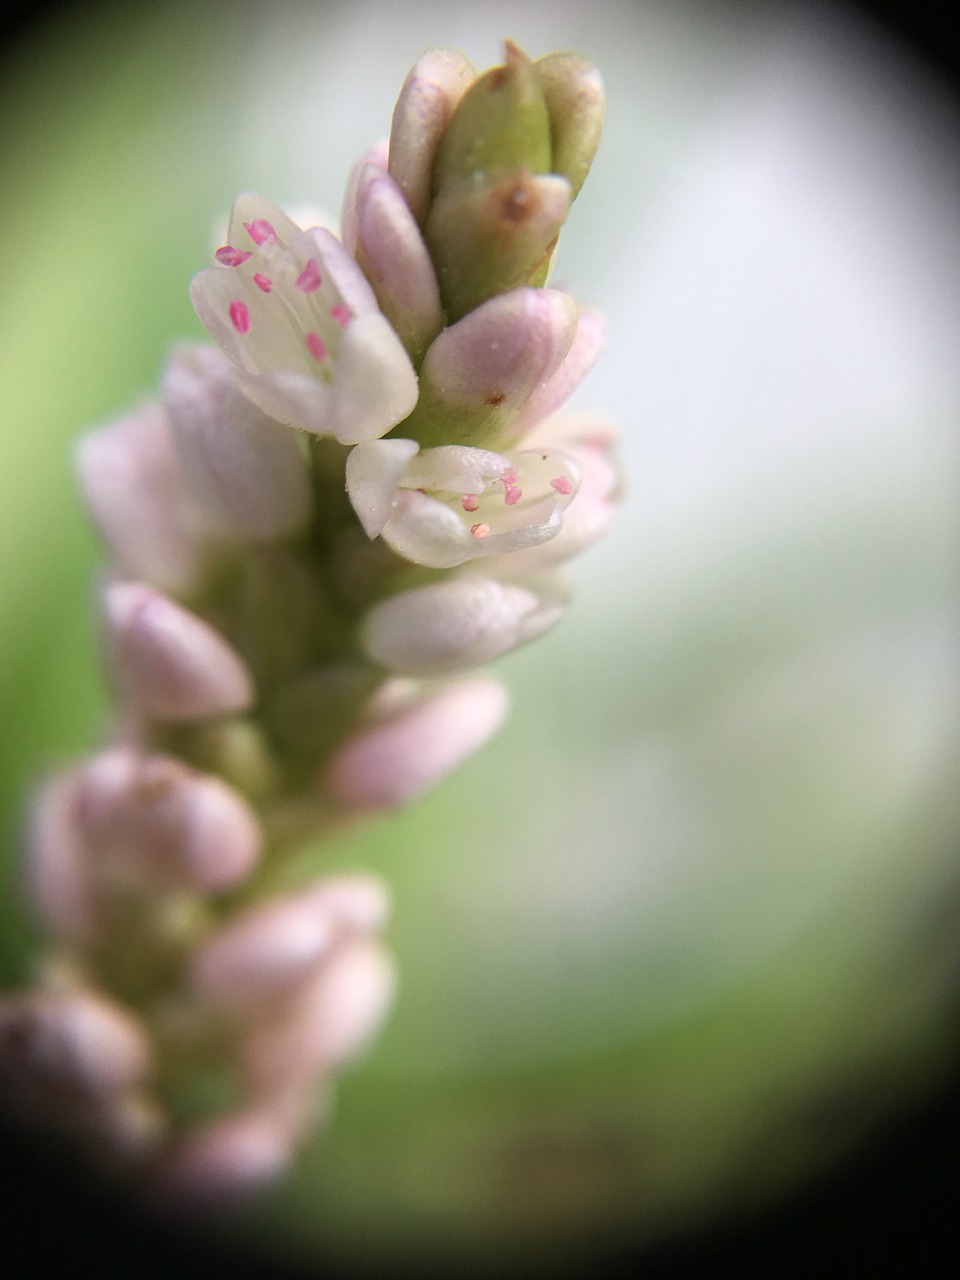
[{"x1": 0, "y1": 40, "x2": 617, "y2": 1206}]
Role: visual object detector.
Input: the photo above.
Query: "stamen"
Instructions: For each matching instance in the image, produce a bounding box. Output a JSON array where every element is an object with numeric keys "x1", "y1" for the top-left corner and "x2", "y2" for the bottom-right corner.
[
  {"x1": 330, "y1": 304, "x2": 351, "y2": 327},
  {"x1": 503, "y1": 485, "x2": 523, "y2": 506},
  {"x1": 502, "y1": 467, "x2": 519, "y2": 485},
  {"x1": 295, "y1": 259, "x2": 322, "y2": 293},
  {"x1": 305, "y1": 332, "x2": 328, "y2": 361},
  {"x1": 550, "y1": 476, "x2": 573, "y2": 495},
  {"x1": 252, "y1": 273, "x2": 273, "y2": 293},
  {"x1": 461, "y1": 494, "x2": 479, "y2": 513},
  {"x1": 470, "y1": 523, "x2": 491, "y2": 539},
  {"x1": 215, "y1": 245, "x2": 253, "y2": 267},
  {"x1": 229, "y1": 300, "x2": 251, "y2": 334},
  {"x1": 243, "y1": 218, "x2": 278, "y2": 246}
]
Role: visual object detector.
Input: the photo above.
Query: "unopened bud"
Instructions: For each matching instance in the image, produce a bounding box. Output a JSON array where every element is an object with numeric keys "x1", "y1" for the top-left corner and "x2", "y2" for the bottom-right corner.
[
  {"x1": 163, "y1": 344, "x2": 312, "y2": 542},
  {"x1": 23, "y1": 771, "x2": 95, "y2": 943},
  {"x1": 401, "y1": 287, "x2": 578, "y2": 448},
  {"x1": 102, "y1": 581, "x2": 254, "y2": 723},
  {"x1": 75, "y1": 405, "x2": 221, "y2": 596},
  {"x1": 151, "y1": 1108, "x2": 294, "y2": 1209},
  {"x1": 509, "y1": 305, "x2": 606, "y2": 438},
  {"x1": 243, "y1": 939, "x2": 396, "y2": 1092},
  {"x1": 361, "y1": 573, "x2": 567, "y2": 676},
  {"x1": 0, "y1": 991, "x2": 151, "y2": 1109},
  {"x1": 426, "y1": 170, "x2": 570, "y2": 319},
  {"x1": 388, "y1": 48, "x2": 475, "y2": 226},
  {"x1": 323, "y1": 677, "x2": 509, "y2": 809},
  {"x1": 534, "y1": 51, "x2": 605, "y2": 200},
  {"x1": 353, "y1": 165, "x2": 444, "y2": 362}
]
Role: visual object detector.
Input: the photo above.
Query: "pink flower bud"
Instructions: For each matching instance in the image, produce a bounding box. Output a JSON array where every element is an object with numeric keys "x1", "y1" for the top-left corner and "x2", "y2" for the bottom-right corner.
[
  {"x1": 162, "y1": 344, "x2": 312, "y2": 541},
  {"x1": 190, "y1": 873, "x2": 391, "y2": 1009},
  {"x1": 102, "y1": 581, "x2": 254, "y2": 722},
  {"x1": 323, "y1": 677, "x2": 509, "y2": 810},
  {"x1": 189, "y1": 891, "x2": 336, "y2": 1010},
  {"x1": 510, "y1": 306, "x2": 606, "y2": 436},
  {"x1": 22, "y1": 771, "x2": 95, "y2": 943},
  {"x1": 353, "y1": 165, "x2": 443, "y2": 360},
  {"x1": 405, "y1": 287, "x2": 579, "y2": 448},
  {"x1": 361, "y1": 574, "x2": 567, "y2": 676},
  {"x1": 76, "y1": 749, "x2": 262, "y2": 892},
  {"x1": 0, "y1": 991, "x2": 151, "y2": 1107},
  {"x1": 151, "y1": 1108, "x2": 294, "y2": 1209},
  {"x1": 340, "y1": 140, "x2": 389, "y2": 255},
  {"x1": 75, "y1": 404, "x2": 222, "y2": 595},
  {"x1": 243, "y1": 939, "x2": 396, "y2": 1093},
  {"x1": 387, "y1": 48, "x2": 476, "y2": 225}
]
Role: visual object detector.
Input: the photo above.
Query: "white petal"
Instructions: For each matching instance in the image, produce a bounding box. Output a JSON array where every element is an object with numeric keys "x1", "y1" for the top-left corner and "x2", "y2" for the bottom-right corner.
[{"x1": 345, "y1": 438, "x2": 420, "y2": 538}]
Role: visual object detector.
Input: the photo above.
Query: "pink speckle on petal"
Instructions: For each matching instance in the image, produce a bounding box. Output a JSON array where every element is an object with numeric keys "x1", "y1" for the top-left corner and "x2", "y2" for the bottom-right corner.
[
  {"x1": 503, "y1": 485, "x2": 522, "y2": 506},
  {"x1": 229, "y1": 300, "x2": 250, "y2": 334},
  {"x1": 330, "y1": 304, "x2": 351, "y2": 327},
  {"x1": 243, "y1": 219, "x2": 277, "y2": 246},
  {"x1": 295, "y1": 259, "x2": 322, "y2": 292},
  {"x1": 461, "y1": 494, "x2": 479, "y2": 513},
  {"x1": 550, "y1": 475, "x2": 573, "y2": 495},
  {"x1": 306, "y1": 332, "x2": 327, "y2": 361},
  {"x1": 215, "y1": 245, "x2": 253, "y2": 267},
  {"x1": 252, "y1": 273, "x2": 273, "y2": 292},
  {"x1": 470, "y1": 523, "x2": 491, "y2": 539}
]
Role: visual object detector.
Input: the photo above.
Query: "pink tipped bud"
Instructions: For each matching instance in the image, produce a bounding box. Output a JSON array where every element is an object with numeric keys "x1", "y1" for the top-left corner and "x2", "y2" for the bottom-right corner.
[
  {"x1": 405, "y1": 287, "x2": 578, "y2": 449},
  {"x1": 301, "y1": 873, "x2": 391, "y2": 934},
  {"x1": 243, "y1": 940, "x2": 396, "y2": 1092},
  {"x1": 151, "y1": 1109, "x2": 294, "y2": 1210},
  {"x1": 75, "y1": 405, "x2": 222, "y2": 596},
  {"x1": 23, "y1": 771, "x2": 95, "y2": 943},
  {"x1": 510, "y1": 306, "x2": 606, "y2": 436},
  {"x1": 339, "y1": 140, "x2": 389, "y2": 255},
  {"x1": 0, "y1": 991, "x2": 151, "y2": 1108},
  {"x1": 190, "y1": 891, "x2": 336, "y2": 1010},
  {"x1": 361, "y1": 574, "x2": 567, "y2": 676},
  {"x1": 163, "y1": 344, "x2": 312, "y2": 542},
  {"x1": 388, "y1": 48, "x2": 476, "y2": 225},
  {"x1": 323, "y1": 678, "x2": 509, "y2": 810},
  {"x1": 76, "y1": 749, "x2": 262, "y2": 892},
  {"x1": 102, "y1": 581, "x2": 254, "y2": 722},
  {"x1": 353, "y1": 166, "x2": 443, "y2": 361}
]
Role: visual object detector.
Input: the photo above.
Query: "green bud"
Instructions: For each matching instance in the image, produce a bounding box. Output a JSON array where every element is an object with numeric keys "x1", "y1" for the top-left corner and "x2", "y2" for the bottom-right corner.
[
  {"x1": 431, "y1": 40, "x2": 552, "y2": 195},
  {"x1": 534, "y1": 51, "x2": 606, "y2": 200},
  {"x1": 426, "y1": 170, "x2": 570, "y2": 320}
]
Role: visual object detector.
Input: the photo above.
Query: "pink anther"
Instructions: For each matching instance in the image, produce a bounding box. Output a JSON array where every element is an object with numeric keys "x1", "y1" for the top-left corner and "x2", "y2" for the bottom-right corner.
[
  {"x1": 550, "y1": 475, "x2": 573, "y2": 495},
  {"x1": 330, "y1": 304, "x2": 351, "y2": 327},
  {"x1": 502, "y1": 467, "x2": 518, "y2": 485},
  {"x1": 503, "y1": 485, "x2": 523, "y2": 506},
  {"x1": 295, "y1": 259, "x2": 322, "y2": 292},
  {"x1": 461, "y1": 493, "x2": 479, "y2": 513},
  {"x1": 470, "y1": 523, "x2": 491, "y2": 539},
  {"x1": 215, "y1": 245, "x2": 253, "y2": 267},
  {"x1": 229, "y1": 299, "x2": 251, "y2": 334},
  {"x1": 305, "y1": 331, "x2": 327, "y2": 361},
  {"x1": 243, "y1": 219, "x2": 277, "y2": 246}
]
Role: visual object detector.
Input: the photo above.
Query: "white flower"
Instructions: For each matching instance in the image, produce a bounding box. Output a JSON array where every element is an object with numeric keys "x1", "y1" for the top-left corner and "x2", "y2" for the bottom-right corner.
[
  {"x1": 346, "y1": 438, "x2": 580, "y2": 569},
  {"x1": 189, "y1": 194, "x2": 418, "y2": 444}
]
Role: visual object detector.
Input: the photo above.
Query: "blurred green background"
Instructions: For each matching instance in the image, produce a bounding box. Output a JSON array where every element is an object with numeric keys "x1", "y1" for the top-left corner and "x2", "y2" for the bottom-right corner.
[{"x1": 2, "y1": 1, "x2": 959, "y2": 1274}]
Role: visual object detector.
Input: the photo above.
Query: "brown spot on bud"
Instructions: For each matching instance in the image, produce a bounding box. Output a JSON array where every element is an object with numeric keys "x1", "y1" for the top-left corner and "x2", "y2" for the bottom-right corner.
[
  {"x1": 492, "y1": 171, "x2": 541, "y2": 226},
  {"x1": 485, "y1": 391, "x2": 506, "y2": 408}
]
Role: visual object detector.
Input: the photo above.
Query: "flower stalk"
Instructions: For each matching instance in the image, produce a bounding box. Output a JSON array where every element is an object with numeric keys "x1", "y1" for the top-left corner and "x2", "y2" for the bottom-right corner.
[{"x1": 1, "y1": 38, "x2": 618, "y2": 1208}]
